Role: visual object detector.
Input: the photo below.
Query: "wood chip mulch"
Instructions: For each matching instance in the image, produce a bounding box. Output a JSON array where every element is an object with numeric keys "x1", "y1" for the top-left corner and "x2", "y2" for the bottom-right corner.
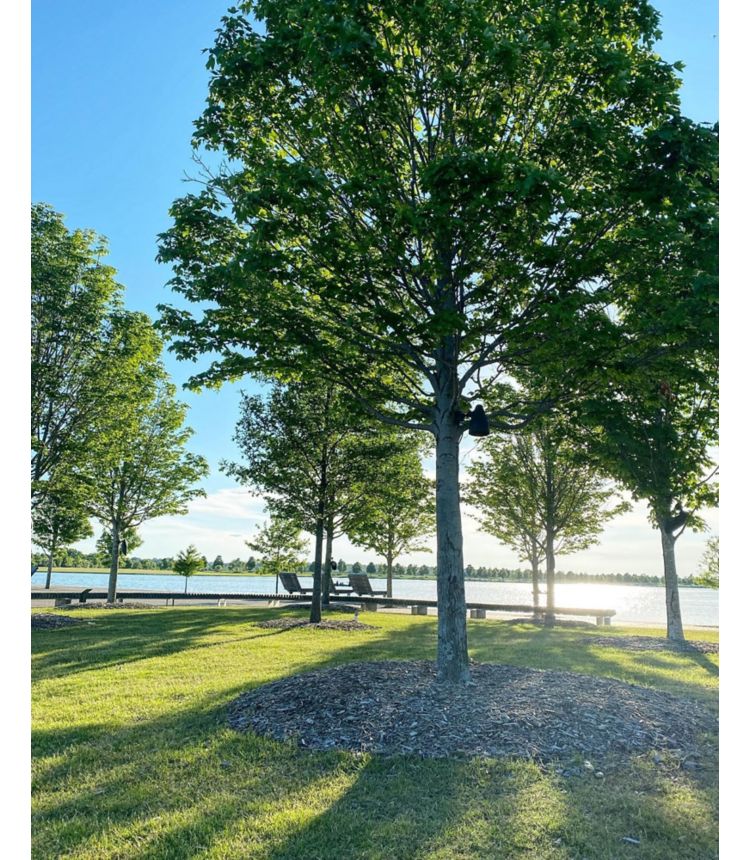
[
  {"x1": 31, "y1": 613, "x2": 84, "y2": 629},
  {"x1": 255, "y1": 618, "x2": 377, "y2": 631},
  {"x1": 583, "y1": 635, "x2": 719, "y2": 654},
  {"x1": 228, "y1": 660, "x2": 716, "y2": 763}
]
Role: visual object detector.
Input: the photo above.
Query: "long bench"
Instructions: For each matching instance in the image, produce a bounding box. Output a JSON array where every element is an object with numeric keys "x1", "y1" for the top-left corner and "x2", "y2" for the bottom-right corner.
[{"x1": 32, "y1": 590, "x2": 615, "y2": 624}]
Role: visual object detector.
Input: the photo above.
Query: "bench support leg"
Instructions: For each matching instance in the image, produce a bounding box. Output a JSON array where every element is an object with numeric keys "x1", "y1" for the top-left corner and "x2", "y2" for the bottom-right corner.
[
  {"x1": 603, "y1": 617, "x2": 611, "y2": 626},
  {"x1": 411, "y1": 605, "x2": 428, "y2": 616},
  {"x1": 596, "y1": 616, "x2": 604, "y2": 626},
  {"x1": 469, "y1": 608, "x2": 487, "y2": 619},
  {"x1": 362, "y1": 602, "x2": 379, "y2": 612}
]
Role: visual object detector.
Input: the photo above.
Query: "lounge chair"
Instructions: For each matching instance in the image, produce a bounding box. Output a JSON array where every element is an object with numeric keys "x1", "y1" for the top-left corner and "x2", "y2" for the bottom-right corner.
[
  {"x1": 279, "y1": 572, "x2": 313, "y2": 595},
  {"x1": 348, "y1": 573, "x2": 387, "y2": 597}
]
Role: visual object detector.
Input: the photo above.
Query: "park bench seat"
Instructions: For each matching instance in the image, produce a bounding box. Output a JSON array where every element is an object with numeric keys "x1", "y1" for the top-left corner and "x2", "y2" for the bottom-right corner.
[{"x1": 348, "y1": 573, "x2": 387, "y2": 597}]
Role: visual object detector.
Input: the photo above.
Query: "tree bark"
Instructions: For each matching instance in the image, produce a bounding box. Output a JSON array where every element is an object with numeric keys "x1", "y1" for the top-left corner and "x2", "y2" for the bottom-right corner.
[
  {"x1": 45, "y1": 550, "x2": 54, "y2": 590},
  {"x1": 434, "y1": 405, "x2": 469, "y2": 684},
  {"x1": 322, "y1": 516, "x2": 334, "y2": 607},
  {"x1": 386, "y1": 550, "x2": 394, "y2": 599},
  {"x1": 660, "y1": 526, "x2": 685, "y2": 641},
  {"x1": 107, "y1": 524, "x2": 120, "y2": 603},
  {"x1": 530, "y1": 545, "x2": 541, "y2": 619}
]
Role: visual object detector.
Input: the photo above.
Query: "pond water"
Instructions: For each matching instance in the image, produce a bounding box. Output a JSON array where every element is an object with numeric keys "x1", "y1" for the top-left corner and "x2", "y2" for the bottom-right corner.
[{"x1": 31, "y1": 570, "x2": 719, "y2": 627}]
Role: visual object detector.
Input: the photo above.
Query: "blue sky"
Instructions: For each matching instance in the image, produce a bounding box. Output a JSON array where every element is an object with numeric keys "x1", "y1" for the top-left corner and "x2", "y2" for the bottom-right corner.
[{"x1": 31, "y1": 0, "x2": 719, "y2": 572}]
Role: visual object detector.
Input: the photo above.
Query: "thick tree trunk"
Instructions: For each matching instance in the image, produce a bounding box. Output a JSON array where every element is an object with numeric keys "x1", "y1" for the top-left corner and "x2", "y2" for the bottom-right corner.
[
  {"x1": 45, "y1": 550, "x2": 54, "y2": 590},
  {"x1": 660, "y1": 527, "x2": 685, "y2": 641},
  {"x1": 544, "y1": 529, "x2": 556, "y2": 627},
  {"x1": 435, "y1": 407, "x2": 469, "y2": 684},
  {"x1": 107, "y1": 524, "x2": 120, "y2": 603}
]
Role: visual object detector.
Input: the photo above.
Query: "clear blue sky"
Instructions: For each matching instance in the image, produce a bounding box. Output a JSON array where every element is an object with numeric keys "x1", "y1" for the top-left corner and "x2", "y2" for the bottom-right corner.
[{"x1": 31, "y1": 0, "x2": 719, "y2": 568}]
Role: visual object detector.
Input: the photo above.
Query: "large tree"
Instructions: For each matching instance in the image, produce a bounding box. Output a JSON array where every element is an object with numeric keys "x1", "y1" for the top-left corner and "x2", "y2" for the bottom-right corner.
[
  {"x1": 346, "y1": 441, "x2": 434, "y2": 598},
  {"x1": 158, "y1": 0, "x2": 710, "y2": 682},
  {"x1": 83, "y1": 321, "x2": 209, "y2": 602},
  {"x1": 466, "y1": 420, "x2": 628, "y2": 623},
  {"x1": 31, "y1": 204, "x2": 123, "y2": 506}
]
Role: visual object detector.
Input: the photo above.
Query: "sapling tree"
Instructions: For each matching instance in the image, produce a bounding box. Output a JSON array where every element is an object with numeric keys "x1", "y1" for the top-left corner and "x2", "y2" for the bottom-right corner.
[
  {"x1": 158, "y1": 0, "x2": 712, "y2": 681},
  {"x1": 174, "y1": 545, "x2": 205, "y2": 593},
  {"x1": 246, "y1": 515, "x2": 308, "y2": 594},
  {"x1": 466, "y1": 420, "x2": 628, "y2": 624}
]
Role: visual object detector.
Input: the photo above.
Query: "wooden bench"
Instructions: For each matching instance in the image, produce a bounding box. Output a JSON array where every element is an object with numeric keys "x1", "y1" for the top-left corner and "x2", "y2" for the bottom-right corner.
[{"x1": 348, "y1": 574, "x2": 387, "y2": 597}]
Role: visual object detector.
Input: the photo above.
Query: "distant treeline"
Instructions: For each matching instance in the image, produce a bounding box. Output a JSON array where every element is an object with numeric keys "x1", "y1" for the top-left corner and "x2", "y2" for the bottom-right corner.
[{"x1": 33, "y1": 549, "x2": 705, "y2": 585}]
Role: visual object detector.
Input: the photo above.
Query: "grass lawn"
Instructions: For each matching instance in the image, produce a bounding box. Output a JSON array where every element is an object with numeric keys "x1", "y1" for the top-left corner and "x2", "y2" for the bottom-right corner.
[{"x1": 32, "y1": 607, "x2": 718, "y2": 859}]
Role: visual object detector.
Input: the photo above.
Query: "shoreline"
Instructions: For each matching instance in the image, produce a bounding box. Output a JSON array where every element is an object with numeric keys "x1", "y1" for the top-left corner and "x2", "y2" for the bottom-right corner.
[{"x1": 32, "y1": 568, "x2": 706, "y2": 588}]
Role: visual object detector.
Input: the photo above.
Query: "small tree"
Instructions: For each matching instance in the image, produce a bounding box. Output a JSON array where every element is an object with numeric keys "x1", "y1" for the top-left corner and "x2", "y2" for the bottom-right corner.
[
  {"x1": 84, "y1": 327, "x2": 209, "y2": 602},
  {"x1": 366, "y1": 562, "x2": 376, "y2": 575},
  {"x1": 694, "y1": 536, "x2": 718, "y2": 589},
  {"x1": 245, "y1": 556, "x2": 256, "y2": 572},
  {"x1": 174, "y1": 545, "x2": 205, "y2": 593},
  {"x1": 211, "y1": 555, "x2": 225, "y2": 571},
  {"x1": 32, "y1": 476, "x2": 93, "y2": 589},
  {"x1": 347, "y1": 442, "x2": 434, "y2": 597},
  {"x1": 466, "y1": 420, "x2": 628, "y2": 625},
  {"x1": 246, "y1": 515, "x2": 308, "y2": 594}
]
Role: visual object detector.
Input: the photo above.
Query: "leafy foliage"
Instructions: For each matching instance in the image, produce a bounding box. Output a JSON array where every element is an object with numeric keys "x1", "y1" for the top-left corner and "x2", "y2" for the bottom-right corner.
[
  {"x1": 174, "y1": 545, "x2": 206, "y2": 591},
  {"x1": 694, "y1": 536, "x2": 718, "y2": 589},
  {"x1": 31, "y1": 204, "x2": 123, "y2": 505},
  {"x1": 246, "y1": 515, "x2": 309, "y2": 581}
]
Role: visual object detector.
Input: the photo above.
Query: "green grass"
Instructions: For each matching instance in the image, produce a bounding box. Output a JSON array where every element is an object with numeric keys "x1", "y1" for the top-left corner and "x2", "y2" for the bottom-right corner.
[{"x1": 32, "y1": 608, "x2": 718, "y2": 859}]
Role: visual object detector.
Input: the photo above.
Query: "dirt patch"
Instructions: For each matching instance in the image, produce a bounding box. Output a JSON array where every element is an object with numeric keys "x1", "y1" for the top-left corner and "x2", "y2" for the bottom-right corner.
[
  {"x1": 255, "y1": 618, "x2": 377, "y2": 632},
  {"x1": 584, "y1": 635, "x2": 718, "y2": 654},
  {"x1": 228, "y1": 660, "x2": 716, "y2": 763},
  {"x1": 31, "y1": 613, "x2": 85, "y2": 629}
]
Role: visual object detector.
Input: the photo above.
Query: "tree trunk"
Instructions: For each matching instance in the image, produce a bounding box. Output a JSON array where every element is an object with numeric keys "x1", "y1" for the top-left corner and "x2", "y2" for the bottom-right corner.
[
  {"x1": 660, "y1": 526, "x2": 685, "y2": 641},
  {"x1": 184, "y1": 576, "x2": 188, "y2": 594},
  {"x1": 544, "y1": 529, "x2": 556, "y2": 627},
  {"x1": 530, "y1": 545, "x2": 541, "y2": 619},
  {"x1": 322, "y1": 516, "x2": 334, "y2": 607},
  {"x1": 434, "y1": 406, "x2": 469, "y2": 684},
  {"x1": 386, "y1": 552, "x2": 394, "y2": 599},
  {"x1": 107, "y1": 524, "x2": 120, "y2": 603},
  {"x1": 45, "y1": 550, "x2": 54, "y2": 590}
]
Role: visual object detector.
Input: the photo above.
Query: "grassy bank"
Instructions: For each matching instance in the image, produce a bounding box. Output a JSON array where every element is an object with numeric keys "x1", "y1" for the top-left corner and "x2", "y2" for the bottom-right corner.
[{"x1": 32, "y1": 607, "x2": 718, "y2": 859}]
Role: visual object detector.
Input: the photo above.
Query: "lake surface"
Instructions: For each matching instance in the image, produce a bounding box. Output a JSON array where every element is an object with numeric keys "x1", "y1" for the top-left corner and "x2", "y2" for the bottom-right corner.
[{"x1": 31, "y1": 570, "x2": 719, "y2": 627}]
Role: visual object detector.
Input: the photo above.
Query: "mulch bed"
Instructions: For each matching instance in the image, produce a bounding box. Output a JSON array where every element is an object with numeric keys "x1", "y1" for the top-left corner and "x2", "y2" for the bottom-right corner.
[
  {"x1": 255, "y1": 619, "x2": 377, "y2": 631},
  {"x1": 31, "y1": 613, "x2": 85, "y2": 629},
  {"x1": 583, "y1": 635, "x2": 718, "y2": 654},
  {"x1": 228, "y1": 660, "x2": 716, "y2": 764}
]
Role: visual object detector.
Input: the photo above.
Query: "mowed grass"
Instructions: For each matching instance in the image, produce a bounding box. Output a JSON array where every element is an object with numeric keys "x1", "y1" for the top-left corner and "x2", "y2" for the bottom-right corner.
[{"x1": 32, "y1": 607, "x2": 718, "y2": 859}]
